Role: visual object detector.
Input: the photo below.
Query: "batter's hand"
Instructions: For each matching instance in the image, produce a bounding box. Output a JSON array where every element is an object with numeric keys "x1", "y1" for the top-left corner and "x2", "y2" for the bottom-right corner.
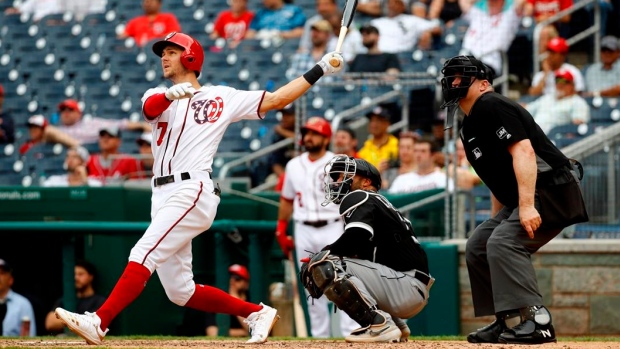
[
  {"x1": 275, "y1": 230, "x2": 294, "y2": 257},
  {"x1": 318, "y1": 52, "x2": 344, "y2": 75},
  {"x1": 165, "y1": 82, "x2": 195, "y2": 100},
  {"x1": 520, "y1": 205, "x2": 541, "y2": 239}
]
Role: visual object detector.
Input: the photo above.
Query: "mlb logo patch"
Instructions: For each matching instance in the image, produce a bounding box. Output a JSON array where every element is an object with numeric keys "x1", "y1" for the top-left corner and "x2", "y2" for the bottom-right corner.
[
  {"x1": 473, "y1": 147, "x2": 482, "y2": 159},
  {"x1": 496, "y1": 127, "x2": 511, "y2": 139}
]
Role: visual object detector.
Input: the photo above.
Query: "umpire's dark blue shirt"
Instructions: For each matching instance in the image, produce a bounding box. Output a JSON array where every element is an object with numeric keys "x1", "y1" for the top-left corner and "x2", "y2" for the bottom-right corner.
[{"x1": 460, "y1": 92, "x2": 569, "y2": 208}]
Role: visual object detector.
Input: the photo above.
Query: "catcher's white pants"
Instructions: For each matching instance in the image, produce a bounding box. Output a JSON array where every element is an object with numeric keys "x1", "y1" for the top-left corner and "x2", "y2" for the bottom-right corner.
[
  {"x1": 129, "y1": 171, "x2": 219, "y2": 306},
  {"x1": 294, "y1": 221, "x2": 359, "y2": 338}
]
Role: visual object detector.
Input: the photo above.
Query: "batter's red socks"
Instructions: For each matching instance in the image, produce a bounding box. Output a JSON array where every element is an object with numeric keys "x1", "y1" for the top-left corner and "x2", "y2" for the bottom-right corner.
[
  {"x1": 96, "y1": 261, "x2": 152, "y2": 330},
  {"x1": 185, "y1": 283, "x2": 262, "y2": 317}
]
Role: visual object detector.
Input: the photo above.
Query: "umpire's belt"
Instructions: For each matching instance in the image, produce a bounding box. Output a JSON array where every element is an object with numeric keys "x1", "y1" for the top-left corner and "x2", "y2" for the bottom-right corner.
[
  {"x1": 153, "y1": 171, "x2": 212, "y2": 187},
  {"x1": 301, "y1": 218, "x2": 340, "y2": 228}
]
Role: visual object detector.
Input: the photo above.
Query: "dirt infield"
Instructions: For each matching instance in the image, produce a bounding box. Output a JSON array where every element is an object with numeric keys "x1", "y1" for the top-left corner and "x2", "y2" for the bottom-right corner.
[{"x1": 2, "y1": 338, "x2": 620, "y2": 349}]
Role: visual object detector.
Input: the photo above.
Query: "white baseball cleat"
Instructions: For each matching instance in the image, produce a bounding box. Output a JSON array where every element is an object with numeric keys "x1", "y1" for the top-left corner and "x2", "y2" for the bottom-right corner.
[
  {"x1": 55, "y1": 308, "x2": 109, "y2": 345},
  {"x1": 345, "y1": 318, "x2": 402, "y2": 343},
  {"x1": 244, "y1": 303, "x2": 279, "y2": 344}
]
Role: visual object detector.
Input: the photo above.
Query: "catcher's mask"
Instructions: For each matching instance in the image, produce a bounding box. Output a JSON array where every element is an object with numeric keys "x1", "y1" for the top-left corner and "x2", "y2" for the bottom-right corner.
[
  {"x1": 440, "y1": 55, "x2": 494, "y2": 110},
  {"x1": 322, "y1": 155, "x2": 382, "y2": 206}
]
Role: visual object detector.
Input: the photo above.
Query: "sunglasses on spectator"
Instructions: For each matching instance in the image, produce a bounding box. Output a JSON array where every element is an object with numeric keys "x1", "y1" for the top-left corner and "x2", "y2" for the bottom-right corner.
[
  {"x1": 59, "y1": 107, "x2": 77, "y2": 112},
  {"x1": 231, "y1": 275, "x2": 245, "y2": 281},
  {"x1": 555, "y1": 78, "x2": 572, "y2": 84}
]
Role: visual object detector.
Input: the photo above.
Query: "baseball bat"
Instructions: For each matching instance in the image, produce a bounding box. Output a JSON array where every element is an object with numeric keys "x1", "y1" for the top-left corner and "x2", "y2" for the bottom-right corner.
[
  {"x1": 288, "y1": 256, "x2": 308, "y2": 337},
  {"x1": 329, "y1": 0, "x2": 358, "y2": 68}
]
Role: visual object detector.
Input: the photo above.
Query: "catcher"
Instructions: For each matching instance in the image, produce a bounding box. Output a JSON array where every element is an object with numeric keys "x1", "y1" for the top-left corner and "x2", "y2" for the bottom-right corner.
[{"x1": 300, "y1": 155, "x2": 434, "y2": 343}]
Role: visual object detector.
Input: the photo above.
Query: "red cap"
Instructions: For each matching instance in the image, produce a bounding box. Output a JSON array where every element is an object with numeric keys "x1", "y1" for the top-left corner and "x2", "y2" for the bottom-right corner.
[
  {"x1": 228, "y1": 264, "x2": 249, "y2": 280},
  {"x1": 554, "y1": 69, "x2": 574, "y2": 83},
  {"x1": 27, "y1": 115, "x2": 48, "y2": 129},
  {"x1": 58, "y1": 99, "x2": 81, "y2": 112},
  {"x1": 547, "y1": 37, "x2": 569, "y2": 54}
]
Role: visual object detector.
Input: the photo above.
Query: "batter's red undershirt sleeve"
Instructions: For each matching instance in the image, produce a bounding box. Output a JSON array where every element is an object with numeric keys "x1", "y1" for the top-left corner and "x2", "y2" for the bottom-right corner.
[{"x1": 143, "y1": 93, "x2": 172, "y2": 119}]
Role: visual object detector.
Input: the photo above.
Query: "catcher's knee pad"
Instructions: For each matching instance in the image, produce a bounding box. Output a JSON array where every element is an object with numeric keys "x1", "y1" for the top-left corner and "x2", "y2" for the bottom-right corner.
[{"x1": 324, "y1": 277, "x2": 376, "y2": 327}]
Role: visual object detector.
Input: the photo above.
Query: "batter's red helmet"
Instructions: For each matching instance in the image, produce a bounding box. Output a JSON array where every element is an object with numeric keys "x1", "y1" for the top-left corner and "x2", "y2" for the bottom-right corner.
[
  {"x1": 152, "y1": 32, "x2": 204, "y2": 76},
  {"x1": 301, "y1": 117, "x2": 332, "y2": 139}
]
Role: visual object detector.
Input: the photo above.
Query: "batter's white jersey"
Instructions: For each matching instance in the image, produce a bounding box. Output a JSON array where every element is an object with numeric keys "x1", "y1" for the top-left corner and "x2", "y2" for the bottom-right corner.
[
  {"x1": 281, "y1": 151, "x2": 340, "y2": 222},
  {"x1": 141, "y1": 86, "x2": 265, "y2": 177}
]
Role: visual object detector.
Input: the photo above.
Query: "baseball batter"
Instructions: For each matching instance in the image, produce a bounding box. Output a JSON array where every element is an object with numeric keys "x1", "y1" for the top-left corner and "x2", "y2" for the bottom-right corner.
[
  {"x1": 300, "y1": 155, "x2": 434, "y2": 343},
  {"x1": 275, "y1": 117, "x2": 357, "y2": 338},
  {"x1": 54, "y1": 32, "x2": 345, "y2": 345}
]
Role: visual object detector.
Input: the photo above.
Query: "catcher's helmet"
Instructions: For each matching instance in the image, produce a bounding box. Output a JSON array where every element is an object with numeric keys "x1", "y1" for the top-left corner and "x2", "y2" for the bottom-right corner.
[
  {"x1": 152, "y1": 32, "x2": 204, "y2": 77},
  {"x1": 440, "y1": 55, "x2": 494, "y2": 109},
  {"x1": 301, "y1": 116, "x2": 333, "y2": 139},
  {"x1": 322, "y1": 155, "x2": 382, "y2": 206}
]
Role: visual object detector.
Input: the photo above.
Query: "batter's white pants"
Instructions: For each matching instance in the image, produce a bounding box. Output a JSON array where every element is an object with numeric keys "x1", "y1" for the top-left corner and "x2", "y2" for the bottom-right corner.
[
  {"x1": 294, "y1": 221, "x2": 359, "y2": 338},
  {"x1": 128, "y1": 171, "x2": 219, "y2": 306}
]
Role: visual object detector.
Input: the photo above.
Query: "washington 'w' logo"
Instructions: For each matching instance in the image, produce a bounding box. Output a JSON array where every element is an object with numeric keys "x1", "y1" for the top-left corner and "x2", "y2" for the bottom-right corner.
[{"x1": 192, "y1": 97, "x2": 224, "y2": 124}]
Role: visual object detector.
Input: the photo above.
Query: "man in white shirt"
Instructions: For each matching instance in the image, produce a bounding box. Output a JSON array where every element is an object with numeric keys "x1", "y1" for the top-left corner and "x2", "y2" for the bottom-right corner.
[
  {"x1": 584, "y1": 36, "x2": 620, "y2": 97},
  {"x1": 43, "y1": 146, "x2": 102, "y2": 187},
  {"x1": 460, "y1": 0, "x2": 522, "y2": 74},
  {"x1": 525, "y1": 69, "x2": 590, "y2": 135},
  {"x1": 371, "y1": 0, "x2": 441, "y2": 53},
  {"x1": 388, "y1": 137, "x2": 453, "y2": 193},
  {"x1": 529, "y1": 37, "x2": 585, "y2": 96}
]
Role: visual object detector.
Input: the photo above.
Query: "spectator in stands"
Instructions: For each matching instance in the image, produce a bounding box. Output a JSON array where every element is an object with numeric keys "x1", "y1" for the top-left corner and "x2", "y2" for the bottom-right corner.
[
  {"x1": 584, "y1": 36, "x2": 620, "y2": 97},
  {"x1": 299, "y1": 0, "x2": 340, "y2": 53},
  {"x1": 357, "y1": 0, "x2": 384, "y2": 17},
  {"x1": 205, "y1": 265, "x2": 251, "y2": 337},
  {"x1": 525, "y1": 69, "x2": 590, "y2": 134},
  {"x1": 210, "y1": 0, "x2": 254, "y2": 49},
  {"x1": 117, "y1": 0, "x2": 181, "y2": 47},
  {"x1": 20, "y1": 115, "x2": 79, "y2": 155},
  {"x1": 447, "y1": 138, "x2": 481, "y2": 190},
  {"x1": 62, "y1": 0, "x2": 107, "y2": 21},
  {"x1": 358, "y1": 106, "x2": 399, "y2": 170},
  {"x1": 86, "y1": 127, "x2": 140, "y2": 185},
  {"x1": 45, "y1": 99, "x2": 150, "y2": 145},
  {"x1": 0, "y1": 84, "x2": 15, "y2": 144},
  {"x1": 522, "y1": 0, "x2": 571, "y2": 53},
  {"x1": 427, "y1": 0, "x2": 464, "y2": 27},
  {"x1": 460, "y1": 0, "x2": 524, "y2": 75},
  {"x1": 325, "y1": 12, "x2": 365, "y2": 63},
  {"x1": 245, "y1": 0, "x2": 306, "y2": 40},
  {"x1": 135, "y1": 133, "x2": 154, "y2": 178},
  {"x1": 388, "y1": 137, "x2": 453, "y2": 194},
  {"x1": 267, "y1": 104, "x2": 296, "y2": 190},
  {"x1": 0, "y1": 259, "x2": 36, "y2": 337},
  {"x1": 370, "y1": 0, "x2": 441, "y2": 52},
  {"x1": 333, "y1": 127, "x2": 358, "y2": 158},
  {"x1": 529, "y1": 37, "x2": 585, "y2": 96},
  {"x1": 285, "y1": 20, "x2": 335, "y2": 82},
  {"x1": 4, "y1": 0, "x2": 60, "y2": 22},
  {"x1": 381, "y1": 130, "x2": 419, "y2": 189},
  {"x1": 348, "y1": 24, "x2": 401, "y2": 77},
  {"x1": 44, "y1": 260, "x2": 106, "y2": 335},
  {"x1": 43, "y1": 146, "x2": 102, "y2": 187}
]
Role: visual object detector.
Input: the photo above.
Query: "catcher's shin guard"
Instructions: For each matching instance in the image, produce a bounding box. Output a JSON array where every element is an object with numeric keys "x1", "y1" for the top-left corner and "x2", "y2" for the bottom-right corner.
[{"x1": 324, "y1": 276, "x2": 379, "y2": 327}]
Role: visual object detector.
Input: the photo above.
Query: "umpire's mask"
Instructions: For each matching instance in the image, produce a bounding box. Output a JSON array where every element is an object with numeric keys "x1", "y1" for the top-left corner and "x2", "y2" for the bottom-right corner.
[
  {"x1": 322, "y1": 154, "x2": 356, "y2": 206},
  {"x1": 440, "y1": 55, "x2": 494, "y2": 110}
]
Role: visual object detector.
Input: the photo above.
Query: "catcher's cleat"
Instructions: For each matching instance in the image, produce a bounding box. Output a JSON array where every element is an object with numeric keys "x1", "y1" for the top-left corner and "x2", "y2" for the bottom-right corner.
[
  {"x1": 345, "y1": 316, "x2": 401, "y2": 343},
  {"x1": 467, "y1": 319, "x2": 507, "y2": 343},
  {"x1": 245, "y1": 303, "x2": 279, "y2": 344},
  {"x1": 498, "y1": 320, "x2": 557, "y2": 344},
  {"x1": 55, "y1": 308, "x2": 109, "y2": 345}
]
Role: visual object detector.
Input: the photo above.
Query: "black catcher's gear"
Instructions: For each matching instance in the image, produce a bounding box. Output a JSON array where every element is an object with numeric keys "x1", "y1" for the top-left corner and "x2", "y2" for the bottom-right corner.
[
  {"x1": 323, "y1": 155, "x2": 382, "y2": 206},
  {"x1": 440, "y1": 55, "x2": 495, "y2": 110}
]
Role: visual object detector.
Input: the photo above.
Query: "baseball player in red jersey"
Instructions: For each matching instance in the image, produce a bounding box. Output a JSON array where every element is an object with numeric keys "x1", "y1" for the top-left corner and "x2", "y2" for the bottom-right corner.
[
  {"x1": 275, "y1": 117, "x2": 358, "y2": 337},
  {"x1": 54, "y1": 32, "x2": 345, "y2": 345}
]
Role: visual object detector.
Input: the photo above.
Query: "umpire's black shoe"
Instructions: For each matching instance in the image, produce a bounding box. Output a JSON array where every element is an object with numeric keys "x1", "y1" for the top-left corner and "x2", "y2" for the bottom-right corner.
[
  {"x1": 498, "y1": 320, "x2": 557, "y2": 344},
  {"x1": 466, "y1": 319, "x2": 507, "y2": 343}
]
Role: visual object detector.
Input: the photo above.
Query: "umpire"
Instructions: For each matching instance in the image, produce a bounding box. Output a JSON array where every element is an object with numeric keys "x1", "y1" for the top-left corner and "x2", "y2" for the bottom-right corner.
[{"x1": 440, "y1": 56, "x2": 588, "y2": 344}]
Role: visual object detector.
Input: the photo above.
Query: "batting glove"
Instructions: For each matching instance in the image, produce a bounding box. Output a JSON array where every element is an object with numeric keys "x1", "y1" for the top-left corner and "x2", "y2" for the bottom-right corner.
[
  {"x1": 165, "y1": 82, "x2": 195, "y2": 100},
  {"x1": 318, "y1": 52, "x2": 344, "y2": 75},
  {"x1": 275, "y1": 230, "x2": 295, "y2": 257}
]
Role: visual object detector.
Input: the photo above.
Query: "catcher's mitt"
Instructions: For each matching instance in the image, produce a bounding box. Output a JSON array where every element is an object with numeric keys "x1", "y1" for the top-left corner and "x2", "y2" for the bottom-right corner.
[{"x1": 299, "y1": 261, "x2": 323, "y2": 299}]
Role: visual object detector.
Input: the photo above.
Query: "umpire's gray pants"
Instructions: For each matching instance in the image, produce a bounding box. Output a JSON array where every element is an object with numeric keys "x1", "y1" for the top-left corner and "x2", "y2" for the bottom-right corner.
[
  {"x1": 466, "y1": 205, "x2": 562, "y2": 317},
  {"x1": 334, "y1": 258, "x2": 433, "y2": 323}
]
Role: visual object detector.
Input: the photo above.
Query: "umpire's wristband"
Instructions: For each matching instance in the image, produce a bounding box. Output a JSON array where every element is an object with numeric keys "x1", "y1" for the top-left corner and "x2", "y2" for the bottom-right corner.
[{"x1": 303, "y1": 64, "x2": 324, "y2": 85}]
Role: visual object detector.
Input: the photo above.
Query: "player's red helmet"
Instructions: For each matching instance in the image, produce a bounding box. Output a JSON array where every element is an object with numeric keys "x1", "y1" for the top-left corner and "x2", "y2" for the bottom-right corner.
[
  {"x1": 152, "y1": 32, "x2": 204, "y2": 76},
  {"x1": 547, "y1": 37, "x2": 569, "y2": 55},
  {"x1": 301, "y1": 117, "x2": 332, "y2": 139}
]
